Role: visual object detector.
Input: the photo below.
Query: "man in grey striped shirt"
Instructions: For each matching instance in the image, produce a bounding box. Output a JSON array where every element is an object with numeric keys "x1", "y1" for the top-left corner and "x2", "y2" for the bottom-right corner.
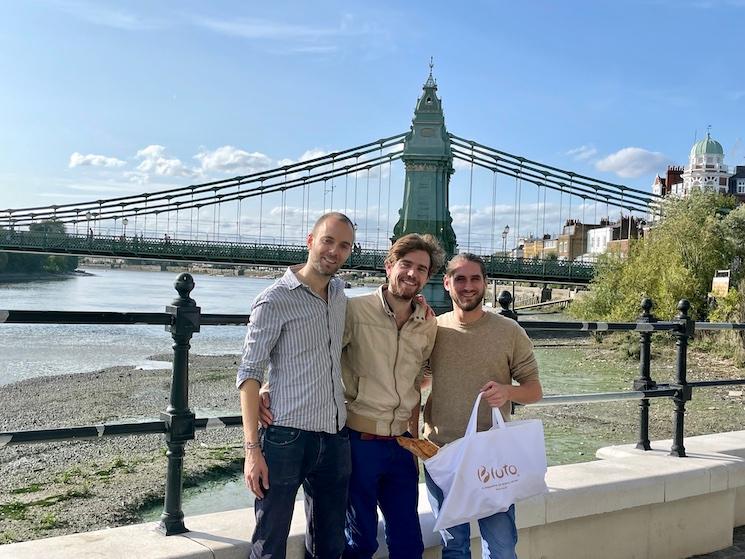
[{"x1": 237, "y1": 212, "x2": 355, "y2": 559}]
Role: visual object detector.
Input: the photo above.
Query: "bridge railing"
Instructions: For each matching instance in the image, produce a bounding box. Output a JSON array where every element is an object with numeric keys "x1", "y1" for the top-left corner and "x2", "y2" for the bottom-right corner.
[
  {"x1": 2, "y1": 274, "x2": 744, "y2": 536},
  {"x1": 482, "y1": 254, "x2": 595, "y2": 281}
]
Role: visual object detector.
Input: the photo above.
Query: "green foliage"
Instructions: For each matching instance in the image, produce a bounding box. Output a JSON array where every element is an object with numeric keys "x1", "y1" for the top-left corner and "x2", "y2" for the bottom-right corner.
[
  {"x1": 39, "y1": 512, "x2": 62, "y2": 530},
  {"x1": 572, "y1": 190, "x2": 739, "y2": 321},
  {"x1": 0, "y1": 221, "x2": 78, "y2": 274}
]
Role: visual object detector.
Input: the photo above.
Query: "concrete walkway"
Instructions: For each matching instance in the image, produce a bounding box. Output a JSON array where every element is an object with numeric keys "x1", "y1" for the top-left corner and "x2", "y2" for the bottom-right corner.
[{"x1": 693, "y1": 527, "x2": 745, "y2": 558}]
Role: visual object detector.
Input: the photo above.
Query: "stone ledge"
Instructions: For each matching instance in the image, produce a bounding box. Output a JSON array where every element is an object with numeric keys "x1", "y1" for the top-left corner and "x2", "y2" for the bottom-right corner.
[{"x1": 3, "y1": 430, "x2": 745, "y2": 558}]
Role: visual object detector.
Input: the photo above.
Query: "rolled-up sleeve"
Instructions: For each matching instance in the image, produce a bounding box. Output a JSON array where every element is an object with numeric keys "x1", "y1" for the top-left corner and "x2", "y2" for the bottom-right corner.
[{"x1": 236, "y1": 296, "x2": 282, "y2": 389}]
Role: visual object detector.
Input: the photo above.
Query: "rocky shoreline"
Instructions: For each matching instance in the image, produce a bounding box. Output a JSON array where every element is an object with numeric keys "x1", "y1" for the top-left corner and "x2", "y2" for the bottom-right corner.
[
  {"x1": 0, "y1": 354, "x2": 245, "y2": 544},
  {"x1": 1, "y1": 344, "x2": 744, "y2": 544}
]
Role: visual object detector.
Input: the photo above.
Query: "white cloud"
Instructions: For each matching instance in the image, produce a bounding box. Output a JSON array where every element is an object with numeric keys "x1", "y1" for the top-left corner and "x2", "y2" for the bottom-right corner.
[
  {"x1": 566, "y1": 145, "x2": 598, "y2": 162},
  {"x1": 193, "y1": 17, "x2": 346, "y2": 41},
  {"x1": 595, "y1": 147, "x2": 670, "y2": 179},
  {"x1": 69, "y1": 152, "x2": 126, "y2": 168},
  {"x1": 135, "y1": 145, "x2": 195, "y2": 178},
  {"x1": 51, "y1": 1, "x2": 163, "y2": 31},
  {"x1": 195, "y1": 146, "x2": 273, "y2": 174},
  {"x1": 299, "y1": 149, "x2": 330, "y2": 162}
]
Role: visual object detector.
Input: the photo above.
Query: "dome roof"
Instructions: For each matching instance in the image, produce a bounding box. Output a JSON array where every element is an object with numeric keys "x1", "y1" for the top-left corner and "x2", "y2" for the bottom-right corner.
[{"x1": 690, "y1": 133, "x2": 724, "y2": 157}]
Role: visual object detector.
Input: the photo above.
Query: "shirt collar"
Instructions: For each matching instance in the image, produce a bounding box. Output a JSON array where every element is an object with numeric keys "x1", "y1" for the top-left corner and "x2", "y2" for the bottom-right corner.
[
  {"x1": 376, "y1": 285, "x2": 427, "y2": 321},
  {"x1": 281, "y1": 265, "x2": 341, "y2": 296}
]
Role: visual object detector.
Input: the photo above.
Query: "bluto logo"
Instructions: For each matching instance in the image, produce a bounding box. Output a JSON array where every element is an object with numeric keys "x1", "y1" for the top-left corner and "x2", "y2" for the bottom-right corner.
[{"x1": 477, "y1": 464, "x2": 519, "y2": 485}]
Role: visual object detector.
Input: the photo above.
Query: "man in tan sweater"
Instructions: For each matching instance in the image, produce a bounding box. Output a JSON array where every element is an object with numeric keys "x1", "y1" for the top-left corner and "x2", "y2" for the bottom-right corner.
[{"x1": 423, "y1": 253, "x2": 543, "y2": 559}]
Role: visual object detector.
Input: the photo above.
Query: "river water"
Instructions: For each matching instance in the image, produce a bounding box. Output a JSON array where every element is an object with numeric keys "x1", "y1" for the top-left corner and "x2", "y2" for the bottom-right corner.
[{"x1": 0, "y1": 267, "x2": 372, "y2": 385}]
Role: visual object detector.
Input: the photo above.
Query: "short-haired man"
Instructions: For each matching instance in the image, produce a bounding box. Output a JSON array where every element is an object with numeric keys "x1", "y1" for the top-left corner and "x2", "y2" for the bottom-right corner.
[
  {"x1": 237, "y1": 212, "x2": 355, "y2": 559},
  {"x1": 258, "y1": 232, "x2": 445, "y2": 558},
  {"x1": 342, "y1": 233, "x2": 445, "y2": 559},
  {"x1": 423, "y1": 253, "x2": 543, "y2": 559}
]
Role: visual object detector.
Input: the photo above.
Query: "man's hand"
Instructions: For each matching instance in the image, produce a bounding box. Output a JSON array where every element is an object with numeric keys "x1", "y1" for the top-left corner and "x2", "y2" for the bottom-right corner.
[
  {"x1": 414, "y1": 293, "x2": 435, "y2": 319},
  {"x1": 258, "y1": 391, "x2": 274, "y2": 428},
  {"x1": 244, "y1": 448, "x2": 270, "y2": 499},
  {"x1": 481, "y1": 381, "x2": 513, "y2": 408}
]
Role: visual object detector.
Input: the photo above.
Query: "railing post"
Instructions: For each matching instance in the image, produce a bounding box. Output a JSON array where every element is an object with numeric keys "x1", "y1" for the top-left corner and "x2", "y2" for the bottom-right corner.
[
  {"x1": 634, "y1": 298, "x2": 656, "y2": 450},
  {"x1": 670, "y1": 299, "x2": 694, "y2": 458},
  {"x1": 159, "y1": 273, "x2": 200, "y2": 535},
  {"x1": 497, "y1": 290, "x2": 518, "y2": 321}
]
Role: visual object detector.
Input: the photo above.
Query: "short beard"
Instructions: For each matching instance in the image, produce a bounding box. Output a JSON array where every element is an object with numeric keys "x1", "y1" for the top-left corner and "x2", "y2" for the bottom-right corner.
[
  {"x1": 387, "y1": 281, "x2": 416, "y2": 302},
  {"x1": 454, "y1": 290, "x2": 485, "y2": 312}
]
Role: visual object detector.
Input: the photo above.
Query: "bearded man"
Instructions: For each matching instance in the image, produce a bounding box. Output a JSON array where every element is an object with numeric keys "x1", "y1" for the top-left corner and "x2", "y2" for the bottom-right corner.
[
  {"x1": 342, "y1": 233, "x2": 445, "y2": 559},
  {"x1": 423, "y1": 252, "x2": 543, "y2": 559}
]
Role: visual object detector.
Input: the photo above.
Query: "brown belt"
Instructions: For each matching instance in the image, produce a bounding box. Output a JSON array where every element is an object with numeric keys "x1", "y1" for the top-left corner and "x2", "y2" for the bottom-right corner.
[{"x1": 359, "y1": 432, "x2": 398, "y2": 441}]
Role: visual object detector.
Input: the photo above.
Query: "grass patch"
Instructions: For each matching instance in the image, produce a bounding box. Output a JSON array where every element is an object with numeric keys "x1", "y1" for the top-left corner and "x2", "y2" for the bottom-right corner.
[
  {"x1": 95, "y1": 457, "x2": 130, "y2": 478},
  {"x1": 55, "y1": 466, "x2": 83, "y2": 484},
  {"x1": 0, "y1": 531, "x2": 19, "y2": 544},
  {"x1": 39, "y1": 512, "x2": 63, "y2": 530},
  {"x1": 0, "y1": 501, "x2": 28, "y2": 520},
  {"x1": 10, "y1": 483, "x2": 43, "y2": 495},
  {"x1": 204, "y1": 446, "x2": 239, "y2": 461}
]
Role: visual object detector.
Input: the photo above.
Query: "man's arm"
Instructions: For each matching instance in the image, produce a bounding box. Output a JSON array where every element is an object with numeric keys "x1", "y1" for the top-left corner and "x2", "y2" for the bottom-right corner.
[
  {"x1": 481, "y1": 378, "x2": 543, "y2": 408},
  {"x1": 239, "y1": 379, "x2": 269, "y2": 499}
]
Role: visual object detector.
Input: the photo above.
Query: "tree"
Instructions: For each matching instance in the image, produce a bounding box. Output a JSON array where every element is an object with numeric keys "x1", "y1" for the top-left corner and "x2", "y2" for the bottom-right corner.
[
  {"x1": 572, "y1": 190, "x2": 737, "y2": 321},
  {"x1": 0, "y1": 221, "x2": 78, "y2": 275}
]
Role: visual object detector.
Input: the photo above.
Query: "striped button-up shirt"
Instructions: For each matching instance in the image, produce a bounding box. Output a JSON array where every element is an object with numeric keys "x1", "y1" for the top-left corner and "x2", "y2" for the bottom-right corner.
[{"x1": 236, "y1": 266, "x2": 347, "y2": 433}]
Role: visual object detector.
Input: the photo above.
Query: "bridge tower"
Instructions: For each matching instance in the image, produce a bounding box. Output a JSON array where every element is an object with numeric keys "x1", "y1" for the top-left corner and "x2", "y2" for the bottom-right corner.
[{"x1": 392, "y1": 63, "x2": 457, "y2": 312}]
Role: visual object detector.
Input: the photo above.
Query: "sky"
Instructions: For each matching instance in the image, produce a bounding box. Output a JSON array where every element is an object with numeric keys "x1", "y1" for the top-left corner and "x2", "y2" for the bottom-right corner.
[{"x1": 1, "y1": 0, "x2": 744, "y2": 252}]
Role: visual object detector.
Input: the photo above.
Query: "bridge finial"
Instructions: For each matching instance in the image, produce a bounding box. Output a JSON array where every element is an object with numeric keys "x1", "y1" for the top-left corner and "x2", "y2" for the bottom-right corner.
[{"x1": 424, "y1": 57, "x2": 436, "y2": 88}]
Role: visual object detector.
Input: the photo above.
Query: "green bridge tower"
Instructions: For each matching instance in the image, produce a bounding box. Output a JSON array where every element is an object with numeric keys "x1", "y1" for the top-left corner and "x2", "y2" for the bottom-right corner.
[{"x1": 392, "y1": 64, "x2": 457, "y2": 312}]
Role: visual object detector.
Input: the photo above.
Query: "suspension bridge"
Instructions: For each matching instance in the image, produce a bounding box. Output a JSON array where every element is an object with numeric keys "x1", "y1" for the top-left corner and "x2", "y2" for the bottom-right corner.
[{"x1": 0, "y1": 68, "x2": 660, "y2": 285}]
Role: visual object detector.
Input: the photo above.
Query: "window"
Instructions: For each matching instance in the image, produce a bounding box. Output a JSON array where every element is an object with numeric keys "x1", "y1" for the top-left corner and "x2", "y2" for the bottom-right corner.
[{"x1": 738, "y1": 181, "x2": 745, "y2": 195}]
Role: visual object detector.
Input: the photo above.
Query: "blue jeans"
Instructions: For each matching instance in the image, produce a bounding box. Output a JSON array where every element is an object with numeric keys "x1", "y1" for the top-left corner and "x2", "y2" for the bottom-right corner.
[
  {"x1": 424, "y1": 469, "x2": 518, "y2": 559},
  {"x1": 343, "y1": 430, "x2": 423, "y2": 559},
  {"x1": 250, "y1": 425, "x2": 351, "y2": 559}
]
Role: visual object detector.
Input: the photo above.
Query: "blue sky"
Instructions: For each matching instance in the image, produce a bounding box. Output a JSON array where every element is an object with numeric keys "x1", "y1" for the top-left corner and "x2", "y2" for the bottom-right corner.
[{"x1": 1, "y1": 0, "x2": 744, "y2": 251}]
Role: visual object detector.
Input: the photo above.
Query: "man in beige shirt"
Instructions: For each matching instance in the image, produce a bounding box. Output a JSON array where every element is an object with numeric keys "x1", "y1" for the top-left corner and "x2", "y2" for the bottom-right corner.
[{"x1": 423, "y1": 252, "x2": 543, "y2": 559}]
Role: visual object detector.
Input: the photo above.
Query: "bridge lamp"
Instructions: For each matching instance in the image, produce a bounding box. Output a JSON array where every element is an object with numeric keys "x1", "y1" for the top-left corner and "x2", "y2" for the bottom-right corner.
[
  {"x1": 501, "y1": 225, "x2": 510, "y2": 256},
  {"x1": 122, "y1": 217, "x2": 129, "y2": 237}
]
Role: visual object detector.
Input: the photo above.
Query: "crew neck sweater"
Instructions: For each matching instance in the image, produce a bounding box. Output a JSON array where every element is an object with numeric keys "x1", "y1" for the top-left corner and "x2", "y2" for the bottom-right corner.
[{"x1": 423, "y1": 311, "x2": 539, "y2": 447}]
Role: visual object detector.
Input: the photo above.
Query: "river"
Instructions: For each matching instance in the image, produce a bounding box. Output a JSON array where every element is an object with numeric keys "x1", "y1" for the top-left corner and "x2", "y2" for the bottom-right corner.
[{"x1": 0, "y1": 267, "x2": 373, "y2": 385}]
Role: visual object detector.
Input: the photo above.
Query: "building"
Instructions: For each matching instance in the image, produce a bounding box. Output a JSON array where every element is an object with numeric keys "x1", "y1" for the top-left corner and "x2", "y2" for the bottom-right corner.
[
  {"x1": 522, "y1": 234, "x2": 558, "y2": 259},
  {"x1": 558, "y1": 219, "x2": 603, "y2": 260},
  {"x1": 582, "y1": 217, "x2": 641, "y2": 261},
  {"x1": 651, "y1": 132, "x2": 732, "y2": 201},
  {"x1": 728, "y1": 166, "x2": 745, "y2": 203}
]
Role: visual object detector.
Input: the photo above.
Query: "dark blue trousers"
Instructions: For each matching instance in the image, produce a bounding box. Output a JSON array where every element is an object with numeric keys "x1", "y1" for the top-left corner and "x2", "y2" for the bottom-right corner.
[
  {"x1": 251, "y1": 425, "x2": 351, "y2": 559},
  {"x1": 343, "y1": 430, "x2": 423, "y2": 559}
]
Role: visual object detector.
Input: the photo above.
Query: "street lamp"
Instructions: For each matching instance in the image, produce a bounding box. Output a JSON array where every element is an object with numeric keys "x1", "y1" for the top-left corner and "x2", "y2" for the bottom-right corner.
[
  {"x1": 501, "y1": 225, "x2": 510, "y2": 256},
  {"x1": 122, "y1": 217, "x2": 129, "y2": 238}
]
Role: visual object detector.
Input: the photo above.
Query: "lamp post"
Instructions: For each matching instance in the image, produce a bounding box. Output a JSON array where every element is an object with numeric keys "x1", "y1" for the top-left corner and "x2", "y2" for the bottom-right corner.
[
  {"x1": 501, "y1": 225, "x2": 510, "y2": 256},
  {"x1": 122, "y1": 217, "x2": 129, "y2": 238}
]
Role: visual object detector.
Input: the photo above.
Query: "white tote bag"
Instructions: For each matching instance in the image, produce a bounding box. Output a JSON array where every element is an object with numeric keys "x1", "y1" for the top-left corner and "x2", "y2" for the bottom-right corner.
[{"x1": 424, "y1": 392, "x2": 548, "y2": 532}]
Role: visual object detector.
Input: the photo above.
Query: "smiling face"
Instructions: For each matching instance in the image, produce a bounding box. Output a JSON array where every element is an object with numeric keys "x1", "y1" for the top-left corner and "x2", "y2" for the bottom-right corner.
[
  {"x1": 384, "y1": 249, "x2": 431, "y2": 301},
  {"x1": 306, "y1": 217, "x2": 354, "y2": 277},
  {"x1": 444, "y1": 259, "x2": 486, "y2": 312}
]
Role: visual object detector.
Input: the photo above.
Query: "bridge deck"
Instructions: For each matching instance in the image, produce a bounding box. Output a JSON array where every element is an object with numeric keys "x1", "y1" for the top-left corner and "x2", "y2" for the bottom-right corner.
[{"x1": 0, "y1": 230, "x2": 596, "y2": 284}]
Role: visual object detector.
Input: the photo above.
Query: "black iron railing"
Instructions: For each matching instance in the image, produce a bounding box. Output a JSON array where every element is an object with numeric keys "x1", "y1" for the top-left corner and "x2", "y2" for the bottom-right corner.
[
  {"x1": 2, "y1": 275, "x2": 745, "y2": 535},
  {"x1": 496, "y1": 290, "x2": 745, "y2": 456}
]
